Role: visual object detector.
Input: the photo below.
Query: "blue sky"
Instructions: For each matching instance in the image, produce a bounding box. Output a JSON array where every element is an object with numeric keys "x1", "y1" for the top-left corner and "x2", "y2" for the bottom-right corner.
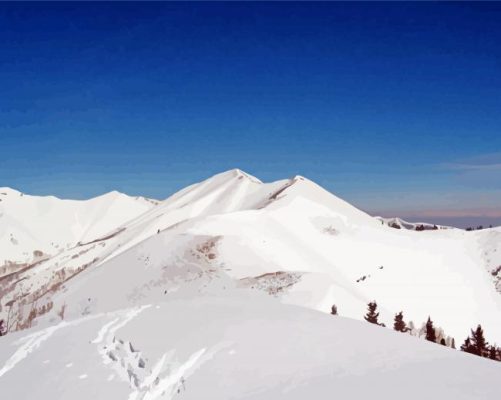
[{"x1": 1, "y1": 2, "x2": 500, "y2": 225}]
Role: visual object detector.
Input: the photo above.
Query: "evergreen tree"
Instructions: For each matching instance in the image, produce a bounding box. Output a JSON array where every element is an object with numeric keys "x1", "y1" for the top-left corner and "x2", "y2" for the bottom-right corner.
[
  {"x1": 393, "y1": 311, "x2": 408, "y2": 332},
  {"x1": 488, "y1": 345, "x2": 497, "y2": 360},
  {"x1": 440, "y1": 338, "x2": 446, "y2": 346},
  {"x1": 425, "y1": 317, "x2": 436, "y2": 343},
  {"x1": 471, "y1": 325, "x2": 488, "y2": 357},
  {"x1": 364, "y1": 301, "x2": 382, "y2": 325},
  {"x1": 460, "y1": 337, "x2": 475, "y2": 354},
  {"x1": 0, "y1": 319, "x2": 5, "y2": 336},
  {"x1": 451, "y1": 338, "x2": 456, "y2": 349},
  {"x1": 331, "y1": 304, "x2": 338, "y2": 316}
]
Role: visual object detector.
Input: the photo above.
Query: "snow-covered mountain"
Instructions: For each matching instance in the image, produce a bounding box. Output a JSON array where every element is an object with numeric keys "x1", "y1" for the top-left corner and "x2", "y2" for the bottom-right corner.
[
  {"x1": 1, "y1": 169, "x2": 500, "y2": 399},
  {"x1": 0, "y1": 187, "x2": 157, "y2": 267}
]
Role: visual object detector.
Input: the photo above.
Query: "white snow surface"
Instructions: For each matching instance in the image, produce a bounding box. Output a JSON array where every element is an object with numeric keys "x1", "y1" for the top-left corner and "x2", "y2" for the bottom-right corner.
[
  {"x1": 1, "y1": 168, "x2": 501, "y2": 399},
  {"x1": 0, "y1": 187, "x2": 156, "y2": 265},
  {"x1": 1, "y1": 293, "x2": 501, "y2": 400}
]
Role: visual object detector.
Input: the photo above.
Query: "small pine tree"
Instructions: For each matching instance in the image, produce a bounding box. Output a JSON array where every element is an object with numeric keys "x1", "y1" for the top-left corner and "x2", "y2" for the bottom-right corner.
[
  {"x1": 471, "y1": 325, "x2": 488, "y2": 357},
  {"x1": 451, "y1": 338, "x2": 456, "y2": 349},
  {"x1": 488, "y1": 345, "x2": 497, "y2": 360},
  {"x1": 0, "y1": 319, "x2": 5, "y2": 336},
  {"x1": 331, "y1": 304, "x2": 338, "y2": 316},
  {"x1": 364, "y1": 301, "x2": 383, "y2": 325},
  {"x1": 460, "y1": 337, "x2": 475, "y2": 354},
  {"x1": 425, "y1": 317, "x2": 436, "y2": 343},
  {"x1": 440, "y1": 338, "x2": 446, "y2": 346},
  {"x1": 393, "y1": 311, "x2": 408, "y2": 332}
]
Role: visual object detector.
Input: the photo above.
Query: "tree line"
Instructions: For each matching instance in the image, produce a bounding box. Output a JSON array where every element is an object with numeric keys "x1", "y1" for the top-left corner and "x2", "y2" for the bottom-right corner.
[
  {"x1": 465, "y1": 225, "x2": 493, "y2": 231},
  {"x1": 331, "y1": 301, "x2": 500, "y2": 362}
]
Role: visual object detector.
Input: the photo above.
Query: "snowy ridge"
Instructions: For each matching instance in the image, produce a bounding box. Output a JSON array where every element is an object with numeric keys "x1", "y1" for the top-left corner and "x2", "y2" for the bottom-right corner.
[
  {"x1": 1, "y1": 169, "x2": 501, "y2": 399},
  {"x1": 1, "y1": 170, "x2": 500, "y2": 339},
  {"x1": 0, "y1": 187, "x2": 156, "y2": 266}
]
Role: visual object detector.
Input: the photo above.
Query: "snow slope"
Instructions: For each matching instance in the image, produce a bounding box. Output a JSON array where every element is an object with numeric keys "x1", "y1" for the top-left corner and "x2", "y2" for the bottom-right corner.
[
  {"x1": 0, "y1": 188, "x2": 157, "y2": 266},
  {"x1": 1, "y1": 292, "x2": 500, "y2": 400},
  {"x1": 473, "y1": 226, "x2": 501, "y2": 292},
  {"x1": 1, "y1": 170, "x2": 500, "y2": 338},
  {"x1": 1, "y1": 169, "x2": 501, "y2": 398},
  {"x1": 1, "y1": 170, "x2": 500, "y2": 339}
]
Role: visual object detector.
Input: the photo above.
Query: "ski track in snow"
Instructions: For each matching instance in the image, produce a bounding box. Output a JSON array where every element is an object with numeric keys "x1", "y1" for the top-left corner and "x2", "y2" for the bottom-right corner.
[
  {"x1": 137, "y1": 348, "x2": 206, "y2": 400},
  {"x1": 0, "y1": 328, "x2": 58, "y2": 378},
  {"x1": 128, "y1": 342, "x2": 231, "y2": 400},
  {"x1": 91, "y1": 317, "x2": 121, "y2": 345},
  {"x1": 93, "y1": 305, "x2": 151, "y2": 367},
  {"x1": 0, "y1": 316, "x2": 98, "y2": 379},
  {"x1": 89, "y1": 303, "x2": 228, "y2": 400},
  {"x1": 0, "y1": 306, "x2": 151, "y2": 382}
]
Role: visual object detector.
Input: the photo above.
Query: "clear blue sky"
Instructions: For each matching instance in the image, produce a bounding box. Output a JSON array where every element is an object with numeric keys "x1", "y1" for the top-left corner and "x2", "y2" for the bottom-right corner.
[{"x1": 1, "y1": 2, "x2": 500, "y2": 225}]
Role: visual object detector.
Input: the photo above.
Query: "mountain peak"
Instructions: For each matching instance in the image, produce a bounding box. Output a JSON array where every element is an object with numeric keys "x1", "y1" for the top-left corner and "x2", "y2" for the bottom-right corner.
[
  {"x1": 94, "y1": 190, "x2": 127, "y2": 200},
  {"x1": 211, "y1": 168, "x2": 263, "y2": 184}
]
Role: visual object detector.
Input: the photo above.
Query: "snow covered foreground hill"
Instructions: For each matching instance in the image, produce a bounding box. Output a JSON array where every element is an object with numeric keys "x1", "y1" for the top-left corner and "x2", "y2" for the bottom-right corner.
[
  {"x1": 1, "y1": 169, "x2": 501, "y2": 398},
  {"x1": 1, "y1": 292, "x2": 500, "y2": 400}
]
